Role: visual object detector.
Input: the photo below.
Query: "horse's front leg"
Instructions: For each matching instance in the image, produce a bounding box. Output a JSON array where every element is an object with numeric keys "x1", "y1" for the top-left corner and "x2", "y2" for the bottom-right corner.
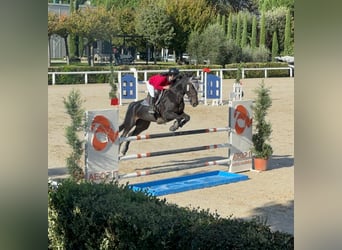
[
  {"x1": 169, "y1": 120, "x2": 179, "y2": 132},
  {"x1": 166, "y1": 113, "x2": 190, "y2": 131},
  {"x1": 178, "y1": 113, "x2": 190, "y2": 128}
]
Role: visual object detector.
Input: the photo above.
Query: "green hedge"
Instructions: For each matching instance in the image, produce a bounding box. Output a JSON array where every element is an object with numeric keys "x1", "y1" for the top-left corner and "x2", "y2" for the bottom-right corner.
[
  {"x1": 48, "y1": 66, "x2": 111, "y2": 85},
  {"x1": 48, "y1": 180, "x2": 294, "y2": 249},
  {"x1": 48, "y1": 62, "x2": 291, "y2": 85},
  {"x1": 223, "y1": 62, "x2": 290, "y2": 79}
]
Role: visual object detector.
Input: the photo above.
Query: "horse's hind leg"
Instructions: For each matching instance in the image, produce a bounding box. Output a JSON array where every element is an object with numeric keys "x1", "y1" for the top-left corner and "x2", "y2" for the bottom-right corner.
[
  {"x1": 119, "y1": 123, "x2": 135, "y2": 155},
  {"x1": 121, "y1": 120, "x2": 151, "y2": 155}
]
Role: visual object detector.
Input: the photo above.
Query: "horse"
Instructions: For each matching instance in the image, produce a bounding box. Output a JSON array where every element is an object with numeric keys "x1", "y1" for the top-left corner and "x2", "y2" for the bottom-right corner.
[{"x1": 119, "y1": 74, "x2": 199, "y2": 156}]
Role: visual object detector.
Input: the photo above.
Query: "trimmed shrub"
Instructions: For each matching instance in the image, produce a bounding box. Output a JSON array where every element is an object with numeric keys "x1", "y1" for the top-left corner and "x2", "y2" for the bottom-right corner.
[{"x1": 48, "y1": 180, "x2": 294, "y2": 249}]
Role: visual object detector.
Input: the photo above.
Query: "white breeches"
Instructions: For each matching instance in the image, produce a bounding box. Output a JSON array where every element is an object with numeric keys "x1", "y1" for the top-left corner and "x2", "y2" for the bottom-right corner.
[{"x1": 145, "y1": 81, "x2": 155, "y2": 97}]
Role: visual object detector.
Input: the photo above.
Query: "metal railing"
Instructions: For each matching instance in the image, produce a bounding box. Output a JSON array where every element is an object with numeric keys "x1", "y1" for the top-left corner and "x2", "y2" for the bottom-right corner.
[{"x1": 48, "y1": 66, "x2": 294, "y2": 85}]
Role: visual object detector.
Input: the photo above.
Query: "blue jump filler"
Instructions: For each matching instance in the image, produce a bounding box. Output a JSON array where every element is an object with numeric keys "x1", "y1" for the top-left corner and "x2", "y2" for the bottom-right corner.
[{"x1": 129, "y1": 170, "x2": 248, "y2": 196}]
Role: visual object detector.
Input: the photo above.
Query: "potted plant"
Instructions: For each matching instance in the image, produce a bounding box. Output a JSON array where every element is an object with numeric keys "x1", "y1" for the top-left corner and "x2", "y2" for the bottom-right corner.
[
  {"x1": 251, "y1": 80, "x2": 273, "y2": 171},
  {"x1": 108, "y1": 63, "x2": 119, "y2": 105}
]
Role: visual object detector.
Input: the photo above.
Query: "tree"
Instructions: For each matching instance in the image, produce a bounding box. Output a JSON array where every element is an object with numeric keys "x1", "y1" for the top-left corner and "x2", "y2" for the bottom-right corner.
[
  {"x1": 69, "y1": 0, "x2": 81, "y2": 58},
  {"x1": 111, "y1": 7, "x2": 138, "y2": 55},
  {"x1": 217, "y1": 40, "x2": 242, "y2": 66},
  {"x1": 202, "y1": 24, "x2": 226, "y2": 64},
  {"x1": 207, "y1": 0, "x2": 258, "y2": 14},
  {"x1": 222, "y1": 14, "x2": 227, "y2": 35},
  {"x1": 241, "y1": 14, "x2": 248, "y2": 48},
  {"x1": 63, "y1": 89, "x2": 85, "y2": 181},
  {"x1": 235, "y1": 13, "x2": 241, "y2": 46},
  {"x1": 48, "y1": 12, "x2": 58, "y2": 67},
  {"x1": 186, "y1": 30, "x2": 203, "y2": 64},
  {"x1": 161, "y1": 0, "x2": 213, "y2": 56},
  {"x1": 259, "y1": 13, "x2": 266, "y2": 47},
  {"x1": 135, "y1": 4, "x2": 174, "y2": 64},
  {"x1": 216, "y1": 13, "x2": 222, "y2": 25},
  {"x1": 271, "y1": 31, "x2": 279, "y2": 61},
  {"x1": 252, "y1": 80, "x2": 273, "y2": 160},
  {"x1": 227, "y1": 13, "x2": 233, "y2": 40},
  {"x1": 251, "y1": 15, "x2": 257, "y2": 48},
  {"x1": 187, "y1": 21, "x2": 241, "y2": 65},
  {"x1": 69, "y1": 6, "x2": 117, "y2": 66},
  {"x1": 283, "y1": 8, "x2": 292, "y2": 55},
  {"x1": 55, "y1": 14, "x2": 72, "y2": 65},
  {"x1": 259, "y1": 0, "x2": 294, "y2": 13},
  {"x1": 264, "y1": 7, "x2": 287, "y2": 54}
]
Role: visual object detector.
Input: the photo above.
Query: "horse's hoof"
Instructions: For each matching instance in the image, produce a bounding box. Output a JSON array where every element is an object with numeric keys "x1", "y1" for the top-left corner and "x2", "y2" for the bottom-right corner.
[
  {"x1": 156, "y1": 117, "x2": 165, "y2": 124},
  {"x1": 169, "y1": 125, "x2": 178, "y2": 131}
]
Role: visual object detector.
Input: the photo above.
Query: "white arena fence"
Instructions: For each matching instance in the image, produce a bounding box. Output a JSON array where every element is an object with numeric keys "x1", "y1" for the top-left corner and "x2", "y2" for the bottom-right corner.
[{"x1": 48, "y1": 67, "x2": 294, "y2": 85}]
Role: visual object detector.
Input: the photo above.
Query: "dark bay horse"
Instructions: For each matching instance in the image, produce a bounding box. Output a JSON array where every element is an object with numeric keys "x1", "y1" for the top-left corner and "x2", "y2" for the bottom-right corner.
[{"x1": 119, "y1": 74, "x2": 199, "y2": 155}]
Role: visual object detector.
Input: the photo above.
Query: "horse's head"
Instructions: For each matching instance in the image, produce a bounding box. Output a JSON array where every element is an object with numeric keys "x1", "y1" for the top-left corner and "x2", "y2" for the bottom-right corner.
[
  {"x1": 185, "y1": 76, "x2": 199, "y2": 107},
  {"x1": 172, "y1": 74, "x2": 199, "y2": 107}
]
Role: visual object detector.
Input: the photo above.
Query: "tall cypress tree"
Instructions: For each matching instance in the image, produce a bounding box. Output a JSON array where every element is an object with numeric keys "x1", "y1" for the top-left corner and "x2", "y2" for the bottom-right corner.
[
  {"x1": 216, "y1": 13, "x2": 221, "y2": 25},
  {"x1": 63, "y1": 89, "x2": 85, "y2": 181},
  {"x1": 241, "y1": 14, "x2": 248, "y2": 48},
  {"x1": 222, "y1": 14, "x2": 227, "y2": 35},
  {"x1": 271, "y1": 31, "x2": 279, "y2": 61},
  {"x1": 235, "y1": 13, "x2": 241, "y2": 46},
  {"x1": 251, "y1": 15, "x2": 257, "y2": 48},
  {"x1": 227, "y1": 13, "x2": 233, "y2": 40},
  {"x1": 284, "y1": 8, "x2": 291, "y2": 55},
  {"x1": 259, "y1": 13, "x2": 266, "y2": 47}
]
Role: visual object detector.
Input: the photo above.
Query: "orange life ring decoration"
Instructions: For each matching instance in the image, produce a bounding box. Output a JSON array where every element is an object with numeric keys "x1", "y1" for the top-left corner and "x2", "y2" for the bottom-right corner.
[
  {"x1": 234, "y1": 104, "x2": 252, "y2": 135},
  {"x1": 90, "y1": 115, "x2": 119, "y2": 151}
]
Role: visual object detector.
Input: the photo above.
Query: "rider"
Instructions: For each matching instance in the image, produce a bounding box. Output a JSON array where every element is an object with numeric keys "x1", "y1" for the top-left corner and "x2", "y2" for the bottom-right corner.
[{"x1": 146, "y1": 68, "x2": 180, "y2": 114}]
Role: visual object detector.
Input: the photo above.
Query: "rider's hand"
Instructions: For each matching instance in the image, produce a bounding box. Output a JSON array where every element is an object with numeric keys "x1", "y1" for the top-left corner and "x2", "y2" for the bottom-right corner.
[{"x1": 163, "y1": 85, "x2": 170, "y2": 90}]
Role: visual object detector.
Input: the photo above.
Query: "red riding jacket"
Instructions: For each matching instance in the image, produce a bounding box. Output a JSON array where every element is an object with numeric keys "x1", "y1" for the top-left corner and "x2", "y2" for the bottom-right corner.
[{"x1": 148, "y1": 74, "x2": 171, "y2": 90}]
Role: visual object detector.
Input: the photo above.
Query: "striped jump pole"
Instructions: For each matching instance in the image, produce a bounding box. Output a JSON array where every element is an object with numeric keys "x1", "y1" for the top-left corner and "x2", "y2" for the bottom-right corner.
[
  {"x1": 119, "y1": 159, "x2": 231, "y2": 179},
  {"x1": 119, "y1": 143, "x2": 230, "y2": 161},
  {"x1": 119, "y1": 127, "x2": 230, "y2": 143}
]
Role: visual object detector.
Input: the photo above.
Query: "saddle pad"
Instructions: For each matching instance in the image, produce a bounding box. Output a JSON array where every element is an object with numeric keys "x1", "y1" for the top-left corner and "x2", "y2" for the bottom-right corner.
[
  {"x1": 129, "y1": 171, "x2": 248, "y2": 196},
  {"x1": 141, "y1": 99, "x2": 149, "y2": 106}
]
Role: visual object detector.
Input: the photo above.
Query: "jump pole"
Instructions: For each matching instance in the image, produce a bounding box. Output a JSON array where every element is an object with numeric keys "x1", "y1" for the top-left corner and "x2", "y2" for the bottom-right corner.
[
  {"x1": 119, "y1": 159, "x2": 230, "y2": 179},
  {"x1": 119, "y1": 143, "x2": 230, "y2": 161},
  {"x1": 119, "y1": 127, "x2": 230, "y2": 143}
]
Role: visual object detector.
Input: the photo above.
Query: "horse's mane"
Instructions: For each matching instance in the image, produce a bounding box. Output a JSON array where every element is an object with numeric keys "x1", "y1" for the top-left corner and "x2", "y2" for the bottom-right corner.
[{"x1": 170, "y1": 74, "x2": 186, "y2": 89}]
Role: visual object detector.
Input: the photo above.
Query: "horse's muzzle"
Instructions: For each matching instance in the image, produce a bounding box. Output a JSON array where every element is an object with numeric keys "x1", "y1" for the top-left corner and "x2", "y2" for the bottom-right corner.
[{"x1": 192, "y1": 101, "x2": 199, "y2": 107}]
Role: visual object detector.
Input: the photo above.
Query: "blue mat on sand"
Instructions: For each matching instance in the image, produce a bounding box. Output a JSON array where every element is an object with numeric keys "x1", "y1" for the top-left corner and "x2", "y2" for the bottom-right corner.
[{"x1": 129, "y1": 170, "x2": 248, "y2": 196}]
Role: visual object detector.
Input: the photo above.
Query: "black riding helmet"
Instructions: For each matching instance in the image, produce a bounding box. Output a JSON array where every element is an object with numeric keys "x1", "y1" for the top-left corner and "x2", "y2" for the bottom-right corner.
[{"x1": 168, "y1": 68, "x2": 180, "y2": 76}]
